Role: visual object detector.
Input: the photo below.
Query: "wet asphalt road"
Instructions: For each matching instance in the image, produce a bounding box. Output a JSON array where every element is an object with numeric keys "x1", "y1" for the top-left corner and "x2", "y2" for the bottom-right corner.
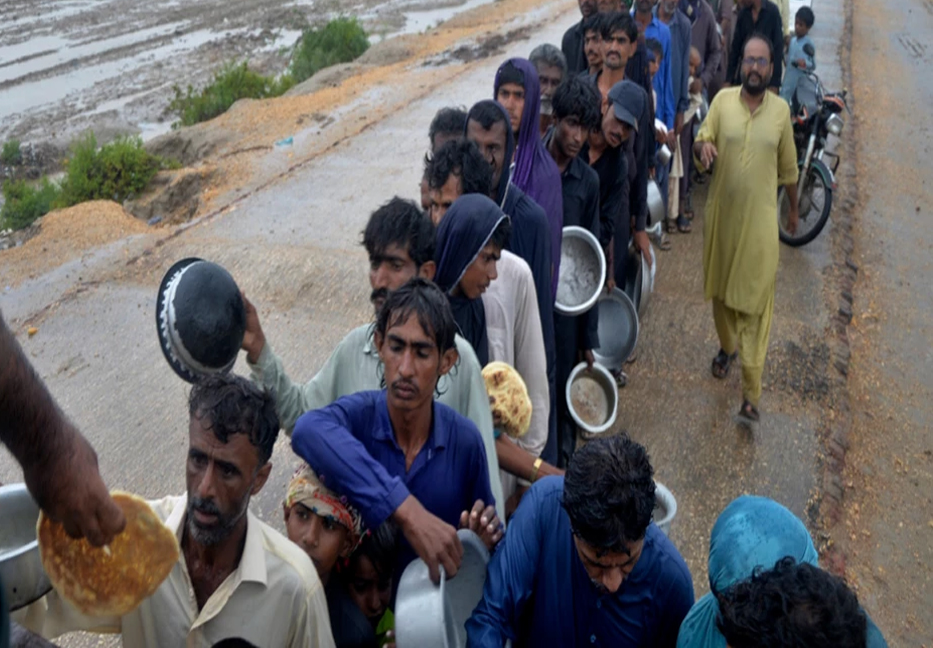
[{"x1": 0, "y1": 0, "x2": 906, "y2": 641}]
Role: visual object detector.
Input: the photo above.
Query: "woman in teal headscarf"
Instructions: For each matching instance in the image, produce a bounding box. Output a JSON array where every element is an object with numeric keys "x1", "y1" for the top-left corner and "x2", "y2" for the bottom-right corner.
[{"x1": 676, "y1": 495, "x2": 887, "y2": 648}]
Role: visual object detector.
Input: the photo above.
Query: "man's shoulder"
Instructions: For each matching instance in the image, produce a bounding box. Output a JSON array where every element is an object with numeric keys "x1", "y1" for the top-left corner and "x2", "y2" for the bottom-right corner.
[
  {"x1": 499, "y1": 250, "x2": 534, "y2": 283},
  {"x1": 251, "y1": 513, "x2": 324, "y2": 597},
  {"x1": 561, "y1": 21, "x2": 581, "y2": 43},
  {"x1": 528, "y1": 475, "x2": 565, "y2": 503},
  {"x1": 577, "y1": 158, "x2": 601, "y2": 190},
  {"x1": 510, "y1": 186, "x2": 548, "y2": 222},
  {"x1": 435, "y1": 400, "x2": 485, "y2": 447},
  {"x1": 342, "y1": 323, "x2": 375, "y2": 347},
  {"x1": 641, "y1": 523, "x2": 693, "y2": 591}
]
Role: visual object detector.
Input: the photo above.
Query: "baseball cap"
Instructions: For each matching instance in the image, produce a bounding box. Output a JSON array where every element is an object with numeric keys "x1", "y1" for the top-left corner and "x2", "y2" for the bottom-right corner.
[{"x1": 607, "y1": 80, "x2": 645, "y2": 132}]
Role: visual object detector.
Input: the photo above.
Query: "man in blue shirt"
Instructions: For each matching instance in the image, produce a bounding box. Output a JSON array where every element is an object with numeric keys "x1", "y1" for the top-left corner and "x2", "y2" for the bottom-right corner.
[
  {"x1": 634, "y1": 0, "x2": 675, "y2": 129},
  {"x1": 292, "y1": 278, "x2": 502, "y2": 585},
  {"x1": 466, "y1": 434, "x2": 694, "y2": 647}
]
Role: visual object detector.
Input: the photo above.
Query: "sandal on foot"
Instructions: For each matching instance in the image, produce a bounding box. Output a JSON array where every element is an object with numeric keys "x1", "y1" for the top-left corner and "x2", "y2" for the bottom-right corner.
[
  {"x1": 664, "y1": 218, "x2": 677, "y2": 234},
  {"x1": 658, "y1": 233, "x2": 673, "y2": 251},
  {"x1": 676, "y1": 215, "x2": 692, "y2": 233},
  {"x1": 737, "y1": 400, "x2": 760, "y2": 423},
  {"x1": 612, "y1": 369, "x2": 628, "y2": 388},
  {"x1": 711, "y1": 349, "x2": 737, "y2": 379},
  {"x1": 684, "y1": 195, "x2": 695, "y2": 220}
]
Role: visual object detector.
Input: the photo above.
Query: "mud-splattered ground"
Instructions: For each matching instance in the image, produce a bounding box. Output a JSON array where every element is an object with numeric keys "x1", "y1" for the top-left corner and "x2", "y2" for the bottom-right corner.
[{"x1": 0, "y1": 0, "x2": 496, "y2": 148}]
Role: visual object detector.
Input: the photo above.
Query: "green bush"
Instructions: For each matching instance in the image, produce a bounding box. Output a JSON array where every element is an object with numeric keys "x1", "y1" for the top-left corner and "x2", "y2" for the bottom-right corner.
[
  {"x1": 56, "y1": 133, "x2": 166, "y2": 206},
  {"x1": 168, "y1": 62, "x2": 295, "y2": 127},
  {"x1": 1, "y1": 139, "x2": 23, "y2": 166},
  {"x1": 290, "y1": 17, "x2": 369, "y2": 84},
  {"x1": 1, "y1": 179, "x2": 61, "y2": 230}
]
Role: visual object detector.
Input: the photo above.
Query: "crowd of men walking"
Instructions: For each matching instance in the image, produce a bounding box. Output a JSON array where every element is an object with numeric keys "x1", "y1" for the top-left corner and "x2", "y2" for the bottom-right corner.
[{"x1": 0, "y1": 0, "x2": 889, "y2": 645}]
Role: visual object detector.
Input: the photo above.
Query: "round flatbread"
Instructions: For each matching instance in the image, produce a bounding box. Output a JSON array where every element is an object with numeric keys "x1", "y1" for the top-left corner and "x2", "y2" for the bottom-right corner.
[
  {"x1": 37, "y1": 491, "x2": 179, "y2": 617},
  {"x1": 482, "y1": 361, "x2": 532, "y2": 439}
]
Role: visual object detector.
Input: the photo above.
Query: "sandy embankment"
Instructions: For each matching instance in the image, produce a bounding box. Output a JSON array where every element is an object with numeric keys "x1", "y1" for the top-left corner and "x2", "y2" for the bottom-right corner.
[{"x1": 1, "y1": 0, "x2": 573, "y2": 289}]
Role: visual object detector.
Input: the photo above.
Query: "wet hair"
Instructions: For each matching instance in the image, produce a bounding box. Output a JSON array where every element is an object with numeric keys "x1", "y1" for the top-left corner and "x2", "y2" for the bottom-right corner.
[
  {"x1": 600, "y1": 11, "x2": 638, "y2": 44},
  {"x1": 375, "y1": 277, "x2": 458, "y2": 356},
  {"x1": 743, "y1": 32, "x2": 775, "y2": 63},
  {"x1": 425, "y1": 139, "x2": 494, "y2": 196},
  {"x1": 562, "y1": 434, "x2": 655, "y2": 552},
  {"x1": 529, "y1": 43, "x2": 568, "y2": 76},
  {"x1": 489, "y1": 217, "x2": 513, "y2": 253},
  {"x1": 348, "y1": 521, "x2": 399, "y2": 581},
  {"x1": 717, "y1": 557, "x2": 868, "y2": 648},
  {"x1": 646, "y1": 38, "x2": 663, "y2": 61},
  {"x1": 362, "y1": 197, "x2": 436, "y2": 269},
  {"x1": 583, "y1": 13, "x2": 604, "y2": 35},
  {"x1": 796, "y1": 6, "x2": 815, "y2": 28},
  {"x1": 429, "y1": 107, "x2": 468, "y2": 149},
  {"x1": 188, "y1": 373, "x2": 279, "y2": 465},
  {"x1": 552, "y1": 75, "x2": 603, "y2": 130},
  {"x1": 467, "y1": 100, "x2": 510, "y2": 131}
]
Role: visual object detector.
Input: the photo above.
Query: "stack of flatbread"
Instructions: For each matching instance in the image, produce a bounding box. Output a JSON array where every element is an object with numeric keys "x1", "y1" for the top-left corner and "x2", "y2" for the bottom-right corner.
[
  {"x1": 482, "y1": 361, "x2": 533, "y2": 439},
  {"x1": 37, "y1": 492, "x2": 179, "y2": 616}
]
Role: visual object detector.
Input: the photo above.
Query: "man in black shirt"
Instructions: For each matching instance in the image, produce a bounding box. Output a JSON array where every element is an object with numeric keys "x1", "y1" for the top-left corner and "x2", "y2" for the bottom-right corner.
[
  {"x1": 562, "y1": 0, "x2": 599, "y2": 75},
  {"x1": 544, "y1": 76, "x2": 603, "y2": 467},
  {"x1": 727, "y1": 0, "x2": 784, "y2": 89}
]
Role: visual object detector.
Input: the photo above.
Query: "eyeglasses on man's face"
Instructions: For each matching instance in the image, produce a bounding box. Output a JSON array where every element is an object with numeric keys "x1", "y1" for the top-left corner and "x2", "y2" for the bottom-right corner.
[{"x1": 742, "y1": 56, "x2": 770, "y2": 69}]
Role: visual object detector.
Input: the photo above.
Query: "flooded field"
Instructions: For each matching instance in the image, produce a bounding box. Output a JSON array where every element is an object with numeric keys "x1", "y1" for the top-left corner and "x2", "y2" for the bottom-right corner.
[{"x1": 0, "y1": 0, "x2": 494, "y2": 147}]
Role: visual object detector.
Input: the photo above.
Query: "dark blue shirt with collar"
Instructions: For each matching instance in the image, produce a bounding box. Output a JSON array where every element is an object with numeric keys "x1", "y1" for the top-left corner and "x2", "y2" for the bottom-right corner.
[
  {"x1": 466, "y1": 477, "x2": 694, "y2": 648},
  {"x1": 292, "y1": 390, "x2": 495, "y2": 572}
]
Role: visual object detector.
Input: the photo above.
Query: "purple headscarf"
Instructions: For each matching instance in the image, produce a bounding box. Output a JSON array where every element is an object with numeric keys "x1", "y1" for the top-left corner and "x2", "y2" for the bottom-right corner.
[{"x1": 494, "y1": 58, "x2": 564, "y2": 299}]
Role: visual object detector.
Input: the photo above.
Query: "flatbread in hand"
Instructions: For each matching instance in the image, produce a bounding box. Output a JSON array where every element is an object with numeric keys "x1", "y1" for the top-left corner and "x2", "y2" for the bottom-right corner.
[
  {"x1": 482, "y1": 361, "x2": 533, "y2": 439},
  {"x1": 37, "y1": 491, "x2": 179, "y2": 617}
]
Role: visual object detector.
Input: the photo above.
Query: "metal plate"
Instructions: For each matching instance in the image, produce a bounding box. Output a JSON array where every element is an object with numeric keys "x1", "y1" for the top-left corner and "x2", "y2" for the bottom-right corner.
[
  {"x1": 592, "y1": 287, "x2": 639, "y2": 371},
  {"x1": 0, "y1": 484, "x2": 51, "y2": 611}
]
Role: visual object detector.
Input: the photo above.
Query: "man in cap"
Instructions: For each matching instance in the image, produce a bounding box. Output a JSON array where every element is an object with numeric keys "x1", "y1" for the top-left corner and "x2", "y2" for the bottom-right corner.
[
  {"x1": 466, "y1": 434, "x2": 694, "y2": 647},
  {"x1": 694, "y1": 35, "x2": 798, "y2": 422},
  {"x1": 292, "y1": 279, "x2": 503, "y2": 586},
  {"x1": 241, "y1": 197, "x2": 504, "y2": 518}
]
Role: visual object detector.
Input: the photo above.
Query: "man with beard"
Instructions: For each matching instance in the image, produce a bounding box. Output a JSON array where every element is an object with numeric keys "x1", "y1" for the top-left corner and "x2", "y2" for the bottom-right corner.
[
  {"x1": 242, "y1": 197, "x2": 504, "y2": 517},
  {"x1": 726, "y1": 0, "x2": 784, "y2": 91},
  {"x1": 24, "y1": 374, "x2": 334, "y2": 647},
  {"x1": 530, "y1": 44, "x2": 568, "y2": 137},
  {"x1": 694, "y1": 35, "x2": 798, "y2": 423},
  {"x1": 544, "y1": 76, "x2": 603, "y2": 467},
  {"x1": 465, "y1": 100, "x2": 559, "y2": 464},
  {"x1": 561, "y1": 0, "x2": 598, "y2": 75},
  {"x1": 466, "y1": 434, "x2": 694, "y2": 647},
  {"x1": 292, "y1": 279, "x2": 502, "y2": 586}
]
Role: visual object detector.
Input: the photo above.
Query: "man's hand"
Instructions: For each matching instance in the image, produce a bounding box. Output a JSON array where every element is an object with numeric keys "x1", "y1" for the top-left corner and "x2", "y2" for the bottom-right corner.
[
  {"x1": 796, "y1": 58, "x2": 807, "y2": 69},
  {"x1": 655, "y1": 127, "x2": 667, "y2": 144},
  {"x1": 394, "y1": 495, "x2": 463, "y2": 584},
  {"x1": 787, "y1": 204, "x2": 799, "y2": 235},
  {"x1": 633, "y1": 230, "x2": 653, "y2": 268},
  {"x1": 582, "y1": 349, "x2": 596, "y2": 368},
  {"x1": 240, "y1": 292, "x2": 266, "y2": 364},
  {"x1": 690, "y1": 78, "x2": 703, "y2": 95},
  {"x1": 459, "y1": 499, "x2": 503, "y2": 551},
  {"x1": 674, "y1": 112, "x2": 685, "y2": 138},
  {"x1": 697, "y1": 141, "x2": 718, "y2": 169},
  {"x1": 24, "y1": 428, "x2": 126, "y2": 546}
]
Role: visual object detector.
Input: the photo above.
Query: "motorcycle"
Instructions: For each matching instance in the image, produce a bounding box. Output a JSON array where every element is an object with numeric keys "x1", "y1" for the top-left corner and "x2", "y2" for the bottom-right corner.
[{"x1": 778, "y1": 46, "x2": 851, "y2": 247}]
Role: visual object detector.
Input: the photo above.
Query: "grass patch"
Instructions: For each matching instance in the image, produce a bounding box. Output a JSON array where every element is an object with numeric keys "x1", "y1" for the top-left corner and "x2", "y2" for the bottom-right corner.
[
  {"x1": 57, "y1": 133, "x2": 171, "y2": 206},
  {"x1": 290, "y1": 17, "x2": 369, "y2": 84},
  {"x1": 1, "y1": 179, "x2": 61, "y2": 231},
  {"x1": 168, "y1": 62, "x2": 295, "y2": 128},
  {"x1": 1, "y1": 140, "x2": 23, "y2": 166}
]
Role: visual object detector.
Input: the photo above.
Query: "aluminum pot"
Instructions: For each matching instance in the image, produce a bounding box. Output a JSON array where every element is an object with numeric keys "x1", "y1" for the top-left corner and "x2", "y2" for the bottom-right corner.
[
  {"x1": 394, "y1": 530, "x2": 489, "y2": 648},
  {"x1": 653, "y1": 482, "x2": 678, "y2": 536},
  {"x1": 565, "y1": 362, "x2": 619, "y2": 435},
  {"x1": 647, "y1": 179, "x2": 665, "y2": 225},
  {"x1": 0, "y1": 483, "x2": 51, "y2": 611},
  {"x1": 657, "y1": 144, "x2": 672, "y2": 166},
  {"x1": 554, "y1": 226, "x2": 606, "y2": 316},
  {"x1": 592, "y1": 288, "x2": 639, "y2": 372}
]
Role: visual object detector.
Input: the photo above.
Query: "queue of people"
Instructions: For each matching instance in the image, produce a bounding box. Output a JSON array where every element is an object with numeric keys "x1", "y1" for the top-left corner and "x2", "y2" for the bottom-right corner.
[{"x1": 0, "y1": 0, "x2": 879, "y2": 646}]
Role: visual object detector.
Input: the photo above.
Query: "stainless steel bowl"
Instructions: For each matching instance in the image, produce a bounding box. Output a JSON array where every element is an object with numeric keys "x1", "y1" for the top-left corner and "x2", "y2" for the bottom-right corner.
[
  {"x1": 647, "y1": 180, "x2": 665, "y2": 226},
  {"x1": 657, "y1": 144, "x2": 672, "y2": 166},
  {"x1": 565, "y1": 362, "x2": 619, "y2": 435},
  {"x1": 653, "y1": 482, "x2": 678, "y2": 536},
  {"x1": 555, "y1": 226, "x2": 606, "y2": 316},
  {"x1": 638, "y1": 244, "x2": 655, "y2": 317},
  {"x1": 0, "y1": 483, "x2": 51, "y2": 611},
  {"x1": 592, "y1": 288, "x2": 639, "y2": 371},
  {"x1": 394, "y1": 530, "x2": 489, "y2": 648}
]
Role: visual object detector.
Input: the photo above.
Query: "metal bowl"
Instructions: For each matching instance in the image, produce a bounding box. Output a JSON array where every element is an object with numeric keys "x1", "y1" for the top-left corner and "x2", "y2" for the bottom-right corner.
[
  {"x1": 0, "y1": 484, "x2": 51, "y2": 611},
  {"x1": 657, "y1": 144, "x2": 672, "y2": 166},
  {"x1": 638, "y1": 244, "x2": 656, "y2": 317},
  {"x1": 555, "y1": 226, "x2": 606, "y2": 316},
  {"x1": 565, "y1": 362, "x2": 619, "y2": 435},
  {"x1": 592, "y1": 288, "x2": 639, "y2": 372},
  {"x1": 623, "y1": 247, "x2": 642, "y2": 312},
  {"x1": 653, "y1": 482, "x2": 678, "y2": 536},
  {"x1": 647, "y1": 179, "x2": 665, "y2": 226},
  {"x1": 394, "y1": 530, "x2": 489, "y2": 648}
]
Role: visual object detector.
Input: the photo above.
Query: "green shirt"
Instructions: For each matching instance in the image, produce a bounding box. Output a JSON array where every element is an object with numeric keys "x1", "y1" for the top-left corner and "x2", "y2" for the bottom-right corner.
[{"x1": 248, "y1": 324, "x2": 504, "y2": 520}]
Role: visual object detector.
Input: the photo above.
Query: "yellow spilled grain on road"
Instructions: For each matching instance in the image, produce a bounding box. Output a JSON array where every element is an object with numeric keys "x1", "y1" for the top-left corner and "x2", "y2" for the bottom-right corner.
[{"x1": 0, "y1": 200, "x2": 153, "y2": 288}]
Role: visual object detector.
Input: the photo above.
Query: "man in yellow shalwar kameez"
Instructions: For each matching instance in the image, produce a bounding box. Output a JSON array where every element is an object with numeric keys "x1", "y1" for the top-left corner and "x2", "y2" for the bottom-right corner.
[{"x1": 694, "y1": 35, "x2": 799, "y2": 422}]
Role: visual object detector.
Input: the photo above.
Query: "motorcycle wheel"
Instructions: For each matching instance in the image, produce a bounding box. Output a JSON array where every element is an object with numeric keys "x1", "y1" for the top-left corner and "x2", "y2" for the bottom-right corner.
[{"x1": 778, "y1": 162, "x2": 833, "y2": 247}]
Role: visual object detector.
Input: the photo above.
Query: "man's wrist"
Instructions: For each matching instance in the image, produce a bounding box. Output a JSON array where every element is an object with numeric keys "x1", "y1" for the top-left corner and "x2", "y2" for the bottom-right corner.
[{"x1": 245, "y1": 335, "x2": 266, "y2": 365}]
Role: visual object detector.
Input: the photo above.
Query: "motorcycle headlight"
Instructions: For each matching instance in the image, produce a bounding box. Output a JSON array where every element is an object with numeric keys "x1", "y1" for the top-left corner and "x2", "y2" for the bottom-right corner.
[{"x1": 826, "y1": 113, "x2": 844, "y2": 136}]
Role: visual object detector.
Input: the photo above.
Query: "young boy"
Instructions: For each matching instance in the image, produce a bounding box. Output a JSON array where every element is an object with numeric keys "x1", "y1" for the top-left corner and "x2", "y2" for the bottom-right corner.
[
  {"x1": 669, "y1": 47, "x2": 707, "y2": 232},
  {"x1": 781, "y1": 6, "x2": 816, "y2": 106}
]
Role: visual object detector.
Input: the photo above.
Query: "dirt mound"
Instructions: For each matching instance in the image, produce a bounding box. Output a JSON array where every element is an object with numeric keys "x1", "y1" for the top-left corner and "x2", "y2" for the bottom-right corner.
[
  {"x1": 125, "y1": 166, "x2": 217, "y2": 224},
  {"x1": 0, "y1": 201, "x2": 153, "y2": 287}
]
